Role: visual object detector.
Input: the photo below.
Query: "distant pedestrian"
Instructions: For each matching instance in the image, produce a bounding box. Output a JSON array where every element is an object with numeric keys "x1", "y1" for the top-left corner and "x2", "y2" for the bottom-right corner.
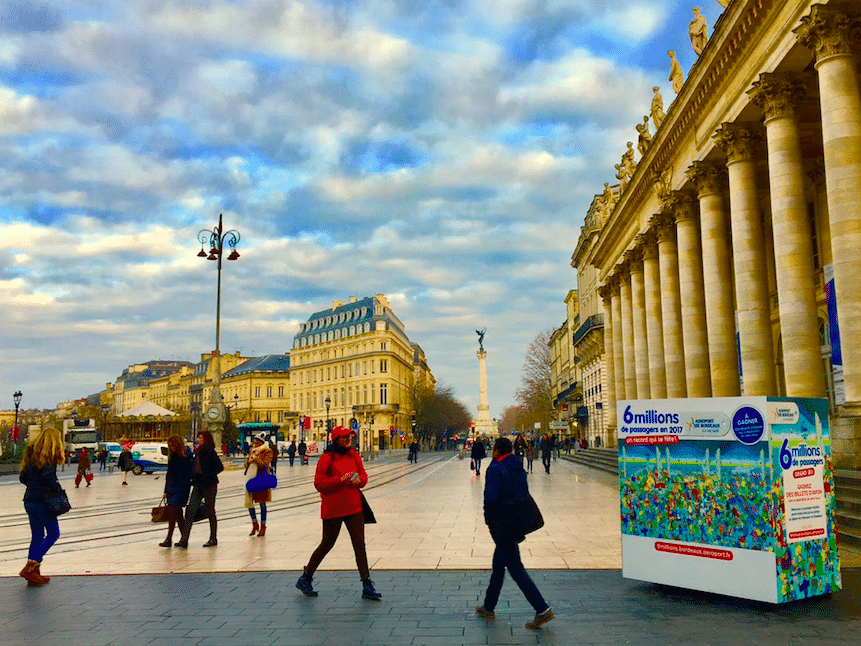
[
  {"x1": 287, "y1": 440, "x2": 297, "y2": 466},
  {"x1": 408, "y1": 440, "x2": 419, "y2": 463},
  {"x1": 525, "y1": 440, "x2": 536, "y2": 474},
  {"x1": 513, "y1": 433, "x2": 527, "y2": 466},
  {"x1": 19, "y1": 427, "x2": 66, "y2": 587},
  {"x1": 98, "y1": 448, "x2": 108, "y2": 470},
  {"x1": 298, "y1": 440, "x2": 307, "y2": 465},
  {"x1": 554, "y1": 436, "x2": 561, "y2": 461},
  {"x1": 269, "y1": 443, "x2": 278, "y2": 474},
  {"x1": 296, "y1": 426, "x2": 381, "y2": 600},
  {"x1": 471, "y1": 438, "x2": 487, "y2": 476},
  {"x1": 74, "y1": 448, "x2": 93, "y2": 488},
  {"x1": 159, "y1": 436, "x2": 192, "y2": 547},
  {"x1": 175, "y1": 431, "x2": 223, "y2": 549},
  {"x1": 540, "y1": 435, "x2": 554, "y2": 474},
  {"x1": 475, "y1": 437, "x2": 553, "y2": 629},
  {"x1": 118, "y1": 446, "x2": 134, "y2": 485},
  {"x1": 245, "y1": 432, "x2": 273, "y2": 537}
]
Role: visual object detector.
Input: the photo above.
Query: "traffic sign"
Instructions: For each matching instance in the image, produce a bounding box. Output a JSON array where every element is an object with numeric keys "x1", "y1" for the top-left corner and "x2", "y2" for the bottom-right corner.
[{"x1": 549, "y1": 421, "x2": 567, "y2": 430}]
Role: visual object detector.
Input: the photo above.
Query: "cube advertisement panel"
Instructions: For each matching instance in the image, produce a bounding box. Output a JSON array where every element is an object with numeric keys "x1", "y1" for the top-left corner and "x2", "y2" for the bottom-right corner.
[{"x1": 618, "y1": 397, "x2": 841, "y2": 603}]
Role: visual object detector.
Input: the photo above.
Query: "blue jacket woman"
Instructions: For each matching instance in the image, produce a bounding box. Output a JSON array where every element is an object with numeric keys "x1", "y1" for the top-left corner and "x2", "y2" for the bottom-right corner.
[
  {"x1": 19, "y1": 427, "x2": 66, "y2": 586},
  {"x1": 159, "y1": 435, "x2": 192, "y2": 547}
]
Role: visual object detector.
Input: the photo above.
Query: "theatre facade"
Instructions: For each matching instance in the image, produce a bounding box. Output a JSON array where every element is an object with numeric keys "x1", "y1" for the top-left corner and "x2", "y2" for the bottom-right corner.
[{"x1": 574, "y1": 1, "x2": 861, "y2": 468}]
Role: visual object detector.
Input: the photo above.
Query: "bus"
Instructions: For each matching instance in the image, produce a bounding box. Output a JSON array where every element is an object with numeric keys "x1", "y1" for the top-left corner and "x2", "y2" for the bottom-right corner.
[{"x1": 63, "y1": 418, "x2": 98, "y2": 463}]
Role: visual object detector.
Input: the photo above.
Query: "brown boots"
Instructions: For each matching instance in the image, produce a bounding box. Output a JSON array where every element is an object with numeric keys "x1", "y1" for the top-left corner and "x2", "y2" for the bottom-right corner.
[
  {"x1": 249, "y1": 522, "x2": 266, "y2": 537},
  {"x1": 257, "y1": 524, "x2": 266, "y2": 537},
  {"x1": 20, "y1": 560, "x2": 50, "y2": 586}
]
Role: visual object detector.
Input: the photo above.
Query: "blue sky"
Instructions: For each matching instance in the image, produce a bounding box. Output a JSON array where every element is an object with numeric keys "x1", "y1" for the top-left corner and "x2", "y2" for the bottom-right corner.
[{"x1": 0, "y1": 0, "x2": 726, "y2": 415}]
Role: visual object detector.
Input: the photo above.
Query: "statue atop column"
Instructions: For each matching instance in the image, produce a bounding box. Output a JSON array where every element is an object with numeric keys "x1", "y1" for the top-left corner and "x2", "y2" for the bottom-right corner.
[
  {"x1": 476, "y1": 328, "x2": 486, "y2": 352},
  {"x1": 689, "y1": 6, "x2": 709, "y2": 56},
  {"x1": 603, "y1": 182, "x2": 616, "y2": 212},
  {"x1": 650, "y1": 86, "x2": 666, "y2": 129},
  {"x1": 615, "y1": 163, "x2": 628, "y2": 193},
  {"x1": 669, "y1": 50, "x2": 684, "y2": 93}
]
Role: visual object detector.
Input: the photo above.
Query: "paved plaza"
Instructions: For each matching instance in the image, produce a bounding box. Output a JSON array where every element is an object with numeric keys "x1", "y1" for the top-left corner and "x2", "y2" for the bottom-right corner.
[{"x1": 1, "y1": 452, "x2": 859, "y2": 645}]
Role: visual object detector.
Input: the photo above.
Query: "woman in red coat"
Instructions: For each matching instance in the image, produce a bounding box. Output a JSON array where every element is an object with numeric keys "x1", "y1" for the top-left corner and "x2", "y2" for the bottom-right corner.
[{"x1": 296, "y1": 426, "x2": 381, "y2": 600}]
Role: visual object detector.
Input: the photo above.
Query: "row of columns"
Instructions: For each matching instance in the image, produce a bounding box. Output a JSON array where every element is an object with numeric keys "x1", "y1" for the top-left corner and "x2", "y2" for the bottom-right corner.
[{"x1": 600, "y1": 5, "x2": 861, "y2": 434}]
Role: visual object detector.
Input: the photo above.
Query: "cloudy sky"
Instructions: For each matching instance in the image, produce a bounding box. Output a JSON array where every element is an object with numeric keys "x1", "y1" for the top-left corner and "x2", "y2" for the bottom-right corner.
[{"x1": 0, "y1": 0, "x2": 725, "y2": 416}]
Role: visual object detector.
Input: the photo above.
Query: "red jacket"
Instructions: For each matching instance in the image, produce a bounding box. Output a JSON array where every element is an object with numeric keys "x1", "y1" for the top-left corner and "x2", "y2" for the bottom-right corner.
[{"x1": 314, "y1": 449, "x2": 368, "y2": 519}]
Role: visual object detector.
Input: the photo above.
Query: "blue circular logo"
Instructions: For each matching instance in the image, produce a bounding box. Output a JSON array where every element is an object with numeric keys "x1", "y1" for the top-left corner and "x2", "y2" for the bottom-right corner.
[{"x1": 732, "y1": 406, "x2": 765, "y2": 445}]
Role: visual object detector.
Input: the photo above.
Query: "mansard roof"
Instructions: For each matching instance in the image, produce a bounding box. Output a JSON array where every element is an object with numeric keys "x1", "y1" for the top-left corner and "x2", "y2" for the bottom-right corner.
[{"x1": 222, "y1": 354, "x2": 291, "y2": 377}]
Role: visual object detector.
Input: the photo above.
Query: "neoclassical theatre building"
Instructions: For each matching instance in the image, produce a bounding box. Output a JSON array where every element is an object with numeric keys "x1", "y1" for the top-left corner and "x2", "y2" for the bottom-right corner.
[{"x1": 573, "y1": 0, "x2": 861, "y2": 469}]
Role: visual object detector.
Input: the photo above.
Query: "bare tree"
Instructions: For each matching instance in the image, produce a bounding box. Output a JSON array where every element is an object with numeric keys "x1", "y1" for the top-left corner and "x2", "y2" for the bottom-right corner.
[
  {"x1": 413, "y1": 382, "x2": 471, "y2": 447},
  {"x1": 513, "y1": 330, "x2": 555, "y2": 432}
]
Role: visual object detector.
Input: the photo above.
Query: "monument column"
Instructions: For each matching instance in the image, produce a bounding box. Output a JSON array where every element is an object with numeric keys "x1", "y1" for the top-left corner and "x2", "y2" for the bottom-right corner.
[
  {"x1": 610, "y1": 276, "x2": 626, "y2": 402},
  {"x1": 687, "y1": 161, "x2": 741, "y2": 396},
  {"x1": 474, "y1": 331, "x2": 495, "y2": 437},
  {"x1": 641, "y1": 231, "x2": 667, "y2": 398},
  {"x1": 749, "y1": 74, "x2": 826, "y2": 398},
  {"x1": 652, "y1": 214, "x2": 687, "y2": 398},
  {"x1": 627, "y1": 248, "x2": 650, "y2": 399},
  {"x1": 713, "y1": 123, "x2": 776, "y2": 396},
  {"x1": 599, "y1": 283, "x2": 618, "y2": 434},
  {"x1": 669, "y1": 192, "x2": 712, "y2": 397},
  {"x1": 618, "y1": 264, "x2": 637, "y2": 400}
]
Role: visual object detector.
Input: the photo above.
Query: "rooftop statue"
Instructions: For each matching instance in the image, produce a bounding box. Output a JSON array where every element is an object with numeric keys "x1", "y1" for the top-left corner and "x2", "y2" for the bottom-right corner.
[
  {"x1": 689, "y1": 6, "x2": 708, "y2": 56},
  {"x1": 603, "y1": 182, "x2": 616, "y2": 212},
  {"x1": 623, "y1": 141, "x2": 637, "y2": 178},
  {"x1": 476, "y1": 328, "x2": 486, "y2": 352},
  {"x1": 636, "y1": 116, "x2": 652, "y2": 156},
  {"x1": 615, "y1": 163, "x2": 628, "y2": 193},
  {"x1": 668, "y1": 50, "x2": 684, "y2": 93},
  {"x1": 651, "y1": 86, "x2": 666, "y2": 129}
]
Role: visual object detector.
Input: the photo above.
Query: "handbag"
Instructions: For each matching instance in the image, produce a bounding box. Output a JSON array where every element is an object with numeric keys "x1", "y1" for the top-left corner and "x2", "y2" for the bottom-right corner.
[
  {"x1": 360, "y1": 491, "x2": 376, "y2": 524},
  {"x1": 470, "y1": 460, "x2": 475, "y2": 471},
  {"x1": 246, "y1": 466, "x2": 278, "y2": 493},
  {"x1": 151, "y1": 498, "x2": 169, "y2": 523},
  {"x1": 509, "y1": 494, "x2": 544, "y2": 540},
  {"x1": 45, "y1": 487, "x2": 71, "y2": 517}
]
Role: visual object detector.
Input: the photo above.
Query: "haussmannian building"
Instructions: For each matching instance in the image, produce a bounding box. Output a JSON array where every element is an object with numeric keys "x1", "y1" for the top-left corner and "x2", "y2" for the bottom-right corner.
[
  {"x1": 573, "y1": 0, "x2": 861, "y2": 469},
  {"x1": 289, "y1": 294, "x2": 434, "y2": 450}
]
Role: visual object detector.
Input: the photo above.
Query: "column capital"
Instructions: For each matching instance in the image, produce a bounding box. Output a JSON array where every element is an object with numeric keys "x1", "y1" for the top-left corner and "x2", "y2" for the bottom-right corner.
[
  {"x1": 794, "y1": 5, "x2": 860, "y2": 63},
  {"x1": 748, "y1": 73, "x2": 806, "y2": 122},
  {"x1": 624, "y1": 246, "x2": 644, "y2": 272},
  {"x1": 663, "y1": 190, "x2": 697, "y2": 222},
  {"x1": 649, "y1": 213, "x2": 676, "y2": 242},
  {"x1": 598, "y1": 282, "x2": 614, "y2": 301},
  {"x1": 713, "y1": 122, "x2": 763, "y2": 163},
  {"x1": 614, "y1": 259, "x2": 632, "y2": 279},
  {"x1": 686, "y1": 161, "x2": 728, "y2": 197},
  {"x1": 637, "y1": 230, "x2": 659, "y2": 260}
]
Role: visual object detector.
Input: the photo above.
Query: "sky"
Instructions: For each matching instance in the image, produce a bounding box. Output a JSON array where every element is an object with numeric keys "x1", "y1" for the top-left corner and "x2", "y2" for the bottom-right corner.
[{"x1": 0, "y1": 0, "x2": 726, "y2": 417}]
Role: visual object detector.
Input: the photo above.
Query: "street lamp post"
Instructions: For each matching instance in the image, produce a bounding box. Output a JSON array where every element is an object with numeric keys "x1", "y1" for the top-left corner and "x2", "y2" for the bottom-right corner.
[
  {"x1": 325, "y1": 396, "x2": 331, "y2": 448},
  {"x1": 197, "y1": 214, "x2": 240, "y2": 448},
  {"x1": 101, "y1": 404, "x2": 110, "y2": 442},
  {"x1": 12, "y1": 391, "x2": 22, "y2": 454}
]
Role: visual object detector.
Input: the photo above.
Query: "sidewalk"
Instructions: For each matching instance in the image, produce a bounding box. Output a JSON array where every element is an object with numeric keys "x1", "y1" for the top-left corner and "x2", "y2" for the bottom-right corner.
[{"x1": 2, "y1": 568, "x2": 859, "y2": 645}]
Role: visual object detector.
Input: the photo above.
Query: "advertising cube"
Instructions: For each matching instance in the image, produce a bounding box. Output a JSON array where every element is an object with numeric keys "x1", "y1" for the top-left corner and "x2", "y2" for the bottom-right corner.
[{"x1": 618, "y1": 397, "x2": 841, "y2": 603}]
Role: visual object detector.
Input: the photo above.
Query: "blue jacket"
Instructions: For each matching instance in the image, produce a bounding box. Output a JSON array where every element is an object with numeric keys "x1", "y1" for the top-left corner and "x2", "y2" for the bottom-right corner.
[
  {"x1": 484, "y1": 453, "x2": 530, "y2": 543},
  {"x1": 20, "y1": 463, "x2": 62, "y2": 504},
  {"x1": 164, "y1": 448, "x2": 193, "y2": 506}
]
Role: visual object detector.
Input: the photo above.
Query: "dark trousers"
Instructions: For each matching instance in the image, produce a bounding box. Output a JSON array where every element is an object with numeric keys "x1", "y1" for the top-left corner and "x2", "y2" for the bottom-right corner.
[
  {"x1": 288, "y1": 455, "x2": 295, "y2": 466},
  {"x1": 24, "y1": 501, "x2": 61, "y2": 563},
  {"x1": 483, "y1": 541, "x2": 548, "y2": 613},
  {"x1": 306, "y1": 512, "x2": 369, "y2": 579},
  {"x1": 542, "y1": 453, "x2": 551, "y2": 472},
  {"x1": 180, "y1": 484, "x2": 217, "y2": 542},
  {"x1": 473, "y1": 458, "x2": 482, "y2": 474}
]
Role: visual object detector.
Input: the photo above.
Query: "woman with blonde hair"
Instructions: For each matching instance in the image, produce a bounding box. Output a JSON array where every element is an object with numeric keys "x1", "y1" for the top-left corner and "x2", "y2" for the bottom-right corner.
[{"x1": 19, "y1": 427, "x2": 66, "y2": 586}]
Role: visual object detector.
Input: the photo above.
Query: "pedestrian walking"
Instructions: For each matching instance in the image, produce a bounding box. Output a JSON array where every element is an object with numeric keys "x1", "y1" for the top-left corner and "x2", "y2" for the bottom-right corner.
[
  {"x1": 476, "y1": 437, "x2": 554, "y2": 629},
  {"x1": 159, "y1": 436, "x2": 192, "y2": 547},
  {"x1": 287, "y1": 440, "x2": 297, "y2": 466},
  {"x1": 296, "y1": 425, "x2": 381, "y2": 600},
  {"x1": 408, "y1": 439, "x2": 419, "y2": 463},
  {"x1": 554, "y1": 436, "x2": 561, "y2": 461},
  {"x1": 19, "y1": 427, "x2": 66, "y2": 586},
  {"x1": 513, "y1": 433, "x2": 527, "y2": 466},
  {"x1": 175, "y1": 431, "x2": 223, "y2": 549},
  {"x1": 269, "y1": 442, "x2": 278, "y2": 474},
  {"x1": 525, "y1": 440, "x2": 536, "y2": 474},
  {"x1": 74, "y1": 448, "x2": 93, "y2": 488},
  {"x1": 471, "y1": 437, "x2": 487, "y2": 476},
  {"x1": 118, "y1": 446, "x2": 134, "y2": 485},
  {"x1": 540, "y1": 434, "x2": 554, "y2": 474},
  {"x1": 245, "y1": 432, "x2": 273, "y2": 537},
  {"x1": 98, "y1": 448, "x2": 108, "y2": 470},
  {"x1": 298, "y1": 439, "x2": 307, "y2": 465}
]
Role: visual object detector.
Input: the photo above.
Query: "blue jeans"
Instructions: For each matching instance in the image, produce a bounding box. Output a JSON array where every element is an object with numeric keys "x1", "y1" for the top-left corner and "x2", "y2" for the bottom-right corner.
[
  {"x1": 483, "y1": 541, "x2": 549, "y2": 613},
  {"x1": 473, "y1": 458, "x2": 482, "y2": 473},
  {"x1": 24, "y1": 501, "x2": 61, "y2": 563}
]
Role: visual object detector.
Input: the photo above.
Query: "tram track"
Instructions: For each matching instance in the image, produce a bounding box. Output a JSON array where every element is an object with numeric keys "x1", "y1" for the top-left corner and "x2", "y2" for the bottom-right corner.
[{"x1": 0, "y1": 454, "x2": 455, "y2": 556}]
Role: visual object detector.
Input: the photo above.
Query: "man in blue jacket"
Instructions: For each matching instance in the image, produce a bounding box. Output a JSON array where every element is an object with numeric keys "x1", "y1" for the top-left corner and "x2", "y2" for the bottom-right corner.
[{"x1": 475, "y1": 437, "x2": 554, "y2": 630}]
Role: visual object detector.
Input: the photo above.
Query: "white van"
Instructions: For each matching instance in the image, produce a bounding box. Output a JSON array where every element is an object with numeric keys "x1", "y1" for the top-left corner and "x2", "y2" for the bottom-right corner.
[
  {"x1": 129, "y1": 442, "x2": 169, "y2": 475},
  {"x1": 97, "y1": 442, "x2": 123, "y2": 463}
]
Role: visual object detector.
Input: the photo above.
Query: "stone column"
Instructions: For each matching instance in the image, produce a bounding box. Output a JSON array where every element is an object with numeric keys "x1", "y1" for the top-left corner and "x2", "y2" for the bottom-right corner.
[
  {"x1": 627, "y1": 248, "x2": 651, "y2": 399},
  {"x1": 610, "y1": 277, "x2": 626, "y2": 402},
  {"x1": 797, "y1": 6, "x2": 861, "y2": 407},
  {"x1": 749, "y1": 74, "x2": 826, "y2": 398},
  {"x1": 641, "y1": 231, "x2": 667, "y2": 398},
  {"x1": 618, "y1": 265, "x2": 637, "y2": 400},
  {"x1": 599, "y1": 283, "x2": 617, "y2": 434},
  {"x1": 652, "y1": 214, "x2": 687, "y2": 398},
  {"x1": 669, "y1": 192, "x2": 712, "y2": 397},
  {"x1": 687, "y1": 161, "x2": 741, "y2": 396},
  {"x1": 713, "y1": 123, "x2": 777, "y2": 396},
  {"x1": 475, "y1": 349, "x2": 495, "y2": 437}
]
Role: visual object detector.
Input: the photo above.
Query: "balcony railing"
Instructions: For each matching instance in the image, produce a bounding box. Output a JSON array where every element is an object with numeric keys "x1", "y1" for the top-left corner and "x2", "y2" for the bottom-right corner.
[{"x1": 571, "y1": 313, "x2": 604, "y2": 347}]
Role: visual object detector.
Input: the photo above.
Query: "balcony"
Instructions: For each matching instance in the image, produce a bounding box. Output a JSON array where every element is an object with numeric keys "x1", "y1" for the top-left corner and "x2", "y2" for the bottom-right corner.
[{"x1": 572, "y1": 313, "x2": 603, "y2": 347}]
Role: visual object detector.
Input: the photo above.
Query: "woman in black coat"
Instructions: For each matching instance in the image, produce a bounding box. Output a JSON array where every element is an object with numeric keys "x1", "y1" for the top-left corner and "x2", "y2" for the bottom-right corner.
[
  {"x1": 175, "y1": 431, "x2": 223, "y2": 549},
  {"x1": 471, "y1": 438, "x2": 487, "y2": 476},
  {"x1": 159, "y1": 435, "x2": 192, "y2": 547}
]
